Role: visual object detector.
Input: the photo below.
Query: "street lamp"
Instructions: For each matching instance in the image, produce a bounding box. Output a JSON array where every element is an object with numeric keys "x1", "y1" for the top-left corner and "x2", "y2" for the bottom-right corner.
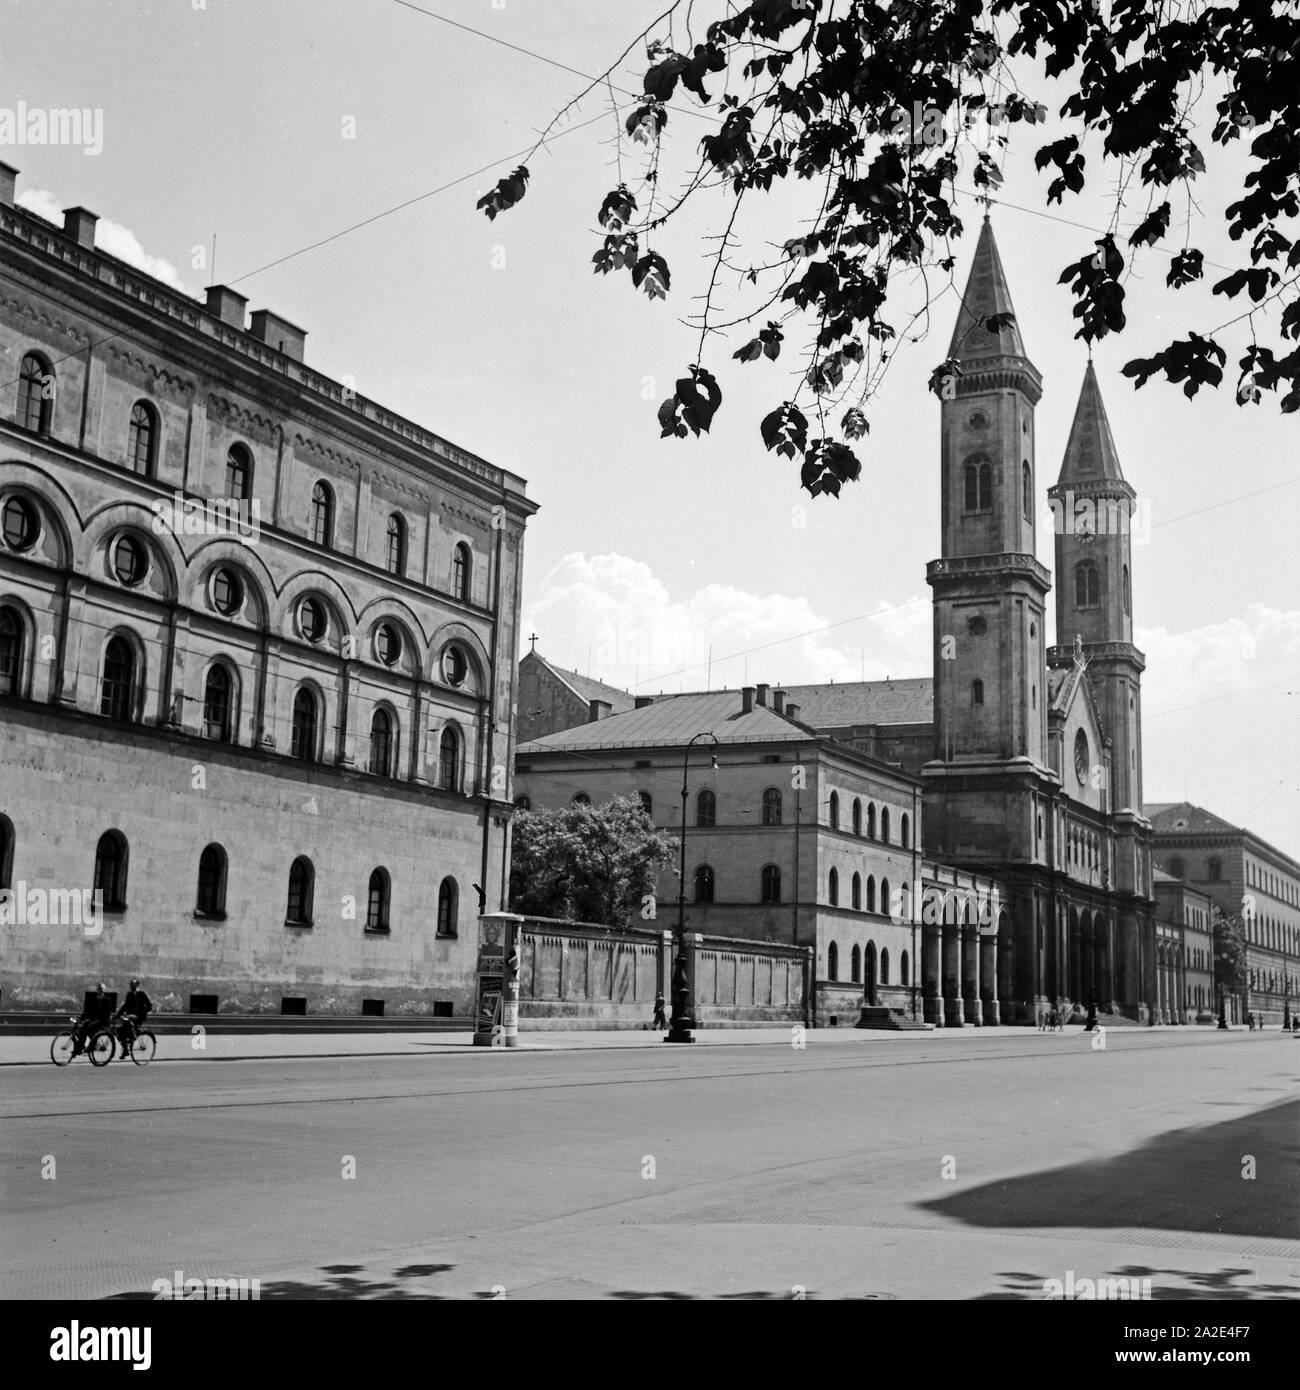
[{"x1": 667, "y1": 731, "x2": 718, "y2": 1044}]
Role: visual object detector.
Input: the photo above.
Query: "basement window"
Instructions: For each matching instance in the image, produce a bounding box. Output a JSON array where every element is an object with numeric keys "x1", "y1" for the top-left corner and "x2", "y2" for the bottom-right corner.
[
  {"x1": 361, "y1": 998, "x2": 385, "y2": 1017},
  {"x1": 281, "y1": 997, "x2": 307, "y2": 1016},
  {"x1": 432, "y1": 1000, "x2": 454, "y2": 1018},
  {"x1": 189, "y1": 994, "x2": 219, "y2": 1015}
]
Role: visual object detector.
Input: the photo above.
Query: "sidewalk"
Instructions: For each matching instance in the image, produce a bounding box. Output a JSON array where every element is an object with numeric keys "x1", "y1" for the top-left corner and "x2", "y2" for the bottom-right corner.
[{"x1": 0, "y1": 1020, "x2": 1247, "y2": 1066}]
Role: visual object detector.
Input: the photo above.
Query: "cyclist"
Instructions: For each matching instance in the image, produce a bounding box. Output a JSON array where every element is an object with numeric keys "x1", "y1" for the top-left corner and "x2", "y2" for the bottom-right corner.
[
  {"x1": 114, "y1": 978, "x2": 153, "y2": 1052},
  {"x1": 71, "y1": 982, "x2": 113, "y2": 1055}
]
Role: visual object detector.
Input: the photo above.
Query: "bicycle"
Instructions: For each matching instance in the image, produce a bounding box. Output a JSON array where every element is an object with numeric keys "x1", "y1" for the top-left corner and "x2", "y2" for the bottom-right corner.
[
  {"x1": 50, "y1": 1018, "x2": 116, "y2": 1067},
  {"x1": 113, "y1": 1017, "x2": 157, "y2": 1066}
]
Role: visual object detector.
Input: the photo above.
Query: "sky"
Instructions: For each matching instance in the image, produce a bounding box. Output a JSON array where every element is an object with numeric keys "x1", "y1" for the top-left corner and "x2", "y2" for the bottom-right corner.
[{"x1": 2, "y1": 0, "x2": 1297, "y2": 855}]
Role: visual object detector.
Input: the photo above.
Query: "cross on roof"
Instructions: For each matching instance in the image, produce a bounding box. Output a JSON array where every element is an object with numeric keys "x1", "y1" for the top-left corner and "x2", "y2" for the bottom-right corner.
[{"x1": 528, "y1": 632, "x2": 538, "y2": 653}]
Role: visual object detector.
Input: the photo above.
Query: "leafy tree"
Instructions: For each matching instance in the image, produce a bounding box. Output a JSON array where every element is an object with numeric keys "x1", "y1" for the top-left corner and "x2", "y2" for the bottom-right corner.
[
  {"x1": 1212, "y1": 907, "x2": 1247, "y2": 996},
  {"x1": 479, "y1": 0, "x2": 1299, "y2": 497},
  {"x1": 509, "y1": 796, "x2": 677, "y2": 927}
]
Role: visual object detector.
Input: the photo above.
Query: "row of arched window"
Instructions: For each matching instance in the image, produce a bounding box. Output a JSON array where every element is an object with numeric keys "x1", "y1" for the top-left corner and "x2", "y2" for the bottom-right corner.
[
  {"x1": 1247, "y1": 860, "x2": 1298, "y2": 906},
  {"x1": 825, "y1": 791, "x2": 908, "y2": 846},
  {"x1": 14, "y1": 351, "x2": 475, "y2": 600},
  {"x1": 0, "y1": 819, "x2": 459, "y2": 936},
  {"x1": 826, "y1": 941, "x2": 910, "y2": 987},
  {"x1": 1073, "y1": 560, "x2": 1131, "y2": 615},
  {"x1": 826, "y1": 868, "x2": 896, "y2": 914},
  {"x1": 961, "y1": 458, "x2": 1032, "y2": 522}
]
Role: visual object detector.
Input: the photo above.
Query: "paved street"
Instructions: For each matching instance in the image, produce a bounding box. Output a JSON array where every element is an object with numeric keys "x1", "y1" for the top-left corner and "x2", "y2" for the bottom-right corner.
[{"x1": 1, "y1": 1028, "x2": 1296, "y2": 1300}]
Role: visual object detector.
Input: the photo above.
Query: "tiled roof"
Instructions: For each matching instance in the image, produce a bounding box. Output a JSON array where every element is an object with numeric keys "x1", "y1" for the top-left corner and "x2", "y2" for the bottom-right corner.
[
  {"x1": 517, "y1": 690, "x2": 816, "y2": 754},
  {"x1": 774, "y1": 677, "x2": 933, "y2": 728},
  {"x1": 1144, "y1": 802, "x2": 1242, "y2": 836}
]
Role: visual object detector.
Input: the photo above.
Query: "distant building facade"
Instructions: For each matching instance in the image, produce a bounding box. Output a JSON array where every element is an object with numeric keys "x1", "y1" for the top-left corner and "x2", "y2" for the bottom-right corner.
[
  {"x1": 0, "y1": 166, "x2": 536, "y2": 1015},
  {"x1": 516, "y1": 649, "x2": 634, "y2": 744},
  {"x1": 1152, "y1": 870, "x2": 1215, "y2": 1023}
]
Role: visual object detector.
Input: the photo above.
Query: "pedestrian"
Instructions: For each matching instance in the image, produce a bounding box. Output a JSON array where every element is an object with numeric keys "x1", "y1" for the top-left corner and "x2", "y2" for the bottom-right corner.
[
  {"x1": 652, "y1": 991, "x2": 668, "y2": 1030},
  {"x1": 1246, "y1": 1010, "x2": 1255, "y2": 1031}
]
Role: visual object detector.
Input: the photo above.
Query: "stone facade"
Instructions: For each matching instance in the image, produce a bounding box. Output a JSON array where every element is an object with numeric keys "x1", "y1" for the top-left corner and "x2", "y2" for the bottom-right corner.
[
  {"x1": 1153, "y1": 870, "x2": 1215, "y2": 1022},
  {"x1": 0, "y1": 168, "x2": 536, "y2": 1015}
]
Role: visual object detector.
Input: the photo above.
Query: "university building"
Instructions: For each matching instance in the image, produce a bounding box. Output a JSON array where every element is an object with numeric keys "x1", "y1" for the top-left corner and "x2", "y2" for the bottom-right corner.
[
  {"x1": 518, "y1": 217, "x2": 1162, "y2": 1026},
  {"x1": 0, "y1": 164, "x2": 536, "y2": 1015}
]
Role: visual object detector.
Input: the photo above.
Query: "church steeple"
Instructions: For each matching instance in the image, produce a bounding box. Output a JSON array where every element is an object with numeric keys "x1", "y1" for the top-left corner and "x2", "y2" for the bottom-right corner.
[
  {"x1": 1056, "y1": 359, "x2": 1126, "y2": 487},
  {"x1": 946, "y1": 216, "x2": 1028, "y2": 365}
]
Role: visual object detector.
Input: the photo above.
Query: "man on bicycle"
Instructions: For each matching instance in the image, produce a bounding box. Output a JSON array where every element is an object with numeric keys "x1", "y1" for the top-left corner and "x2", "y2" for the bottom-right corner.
[
  {"x1": 114, "y1": 979, "x2": 152, "y2": 1050},
  {"x1": 71, "y1": 982, "x2": 112, "y2": 1055}
]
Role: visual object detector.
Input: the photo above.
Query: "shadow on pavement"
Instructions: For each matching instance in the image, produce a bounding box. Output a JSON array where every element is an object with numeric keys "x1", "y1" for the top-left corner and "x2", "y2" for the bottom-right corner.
[
  {"x1": 921, "y1": 1098, "x2": 1299, "y2": 1242},
  {"x1": 977, "y1": 1266, "x2": 1297, "y2": 1300},
  {"x1": 106, "y1": 1261, "x2": 457, "y2": 1300}
]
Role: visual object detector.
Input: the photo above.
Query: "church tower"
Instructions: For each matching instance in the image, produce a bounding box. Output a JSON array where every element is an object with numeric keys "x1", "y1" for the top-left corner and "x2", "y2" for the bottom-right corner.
[
  {"x1": 1046, "y1": 363, "x2": 1145, "y2": 812},
  {"x1": 928, "y1": 216, "x2": 1051, "y2": 784}
]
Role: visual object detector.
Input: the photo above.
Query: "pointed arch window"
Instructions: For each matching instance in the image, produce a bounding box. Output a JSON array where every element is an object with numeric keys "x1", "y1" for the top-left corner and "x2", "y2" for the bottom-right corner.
[
  {"x1": 291, "y1": 687, "x2": 319, "y2": 762},
  {"x1": 900, "y1": 812, "x2": 910, "y2": 849},
  {"x1": 100, "y1": 637, "x2": 136, "y2": 721},
  {"x1": 195, "y1": 843, "x2": 227, "y2": 918},
  {"x1": 829, "y1": 791, "x2": 839, "y2": 830},
  {"x1": 881, "y1": 807, "x2": 890, "y2": 843},
  {"x1": 881, "y1": 948, "x2": 890, "y2": 985},
  {"x1": 696, "y1": 788, "x2": 716, "y2": 827},
  {"x1": 386, "y1": 513, "x2": 407, "y2": 577},
  {"x1": 286, "y1": 856, "x2": 314, "y2": 925},
  {"x1": 436, "y1": 877, "x2": 458, "y2": 937},
  {"x1": 128, "y1": 401, "x2": 158, "y2": 476},
  {"x1": 694, "y1": 865, "x2": 715, "y2": 904},
  {"x1": 366, "y1": 868, "x2": 391, "y2": 932},
  {"x1": 850, "y1": 944, "x2": 861, "y2": 983},
  {"x1": 1122, "y1": 564, "x2": 1131, "y2": 615},
  {"x1": 439, "y1": 726, "x2": 461, "y2": 791},
  {"x1": 828, "y1": 867, "x2": 839, "y2": 906},
  {"x1": 852, "y1": 798, "x2": 862, "y2": 836},
  {"x1": 760, "y1": 863, "x2": 781, "y2": 904},
  {"x1": 203, "y1": 664, "x2": 234, "y2": 742},
  {"x1": 369, "y1": 707, "x2": 394, "y2": 777},
  {"x1": 866, "y1": 876, "x2": 876, "y2": 913},
  {"x1": 852, "y1": 872, "x2": 861, "y2": 911},
  {"x1": 866, "y1": 803, "x2": 876, "y2": 839},
  {"x1": 18, "y1": 353, "x2": 53, "y2": 434},
  {"x1": 311, "y1": 482, "x2": 334, "y2": 547},
  {"x1": 1022, "y1": 460, "x2": 1032, "y2": 521},
  {"x1": 881, "y1": 878, "x2": 891, "y2": 916},
  {"x1": 1075, "y1": 561, "x2": 1100, "y2": 609},
  {"x1": 452, "y1": 543, "x2": 471, "y2": 602},
  {"x1": 0, "y1": 605, "x2": 23, "y2": 697},
  {"x1": 827, "y1": 941, "x2": 839, "y2": 982},
  {"x1": 94, "y1": 831, "x2": 128, "y2": 911},
  {"x1": 901, "y1": 950, "x2": 910, "y2": 987},
  {"x1": 226, "y1": 445, "x2": 252, "y2": 500},
  {"x1": 761, "y1": 787, "x2": 782, "y2": 825}
]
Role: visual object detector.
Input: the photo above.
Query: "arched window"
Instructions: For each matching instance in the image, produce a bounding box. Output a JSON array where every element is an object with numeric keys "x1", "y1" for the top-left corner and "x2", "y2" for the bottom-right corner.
[
  {"x1": 971, "y1": 678, "x2": 984, "y2": 706},
  {"x1": 851, "y1": 872, "x2": 861, "y2": 910},
  {"x1": 195, "y1": 843, "x2": 227, "y2": 918},
  {"x1": 225, "y1": 445, "x2": 252, "y2": 500},
  {"x1": 881, "y1": 807, "x2": 890, "y2": 843},
  {"x1": 203, "y1": 664, "x2": 234, "y2": 742},
  {"x1": 761, "y1": 787, "x2": 782, "y2": 825},
  {"x1": 128, "y1": 401, "x2": 158, "y2": 476},
  {"x1": 291, "y1": 688, "x2": 318, "y2": 762},
  {"x1": 866, "y1": 876, "x2": 876, "y2": 914},
  {"x1": 694, "y1": 865, "x2": 715, "y2": 904},
  {"x1": 94, "y1": 831, "x2": 128, "y2": 911},
  {"x1": 696, "y1": 788, "x2": 716, "y2": 827},
  {"x1": 829, "y1": 791, "x2": 839, "y2": 830},
  {"x1": 880, "y1": 877, "x2": 891, "y2": 916},
  {"x1": 514, "y1": 795, "x2": 531, "y2": 811},
  {"x1": 572, "y1": 792, "x2": 590, "y2": 805},
  {"x1": 851, "y1": 944, "x2": 861, "y2": 983},
  {"x1": 0, "y1": 605, "x2": 23, "y2": 697},
  {"x1": 366, "y1": 868, "x2": 390, "y2": 932},
  {"x1": 964, "y1": 458, "x2": 992, "y2": 511},
  {"x1": 900, "y1": 812, "x2": 910, "y2": 849},
  {"x1": 2, "y1": 495, "x2": 38, "y2": 552},
  {"x1": 18, "y1": 353, "x2": 53, "y2": 434},
  {"x1": 901, "y1": 950, "x2": 910, "y2": 987},
  {"x1": 369, "y1": 707, "x2": 394, "y2": 777},
  {"x1": 436, "y1": 877, "x2": 457, "y2": 937},
  {"x1": 0, "y1": 813, "x2": 13, "y2": 890},
  {"x1": 827, "y1": 941, "x2": 839, "y2": 982},
  {"x1": 452, "y1": 543, "x2": 471, "y2": 602},
  {"x1": 286, "y1": 856, "x2": 314, "y2": 925},
  {"x1": 1022, "y1": 460, "x2": 1032, "y2": 521},
  {"x1": 386, "y1": 514, "x2": 407, "y2": 577},
  {"x1": 1207, "y1": 857, "x2": 1222, "y2": 882},
  {"x1": 867, "y1": 803, "x2": 876, "y2": 839},
  {"x1": 1075, "y1": 561, "x2": 1100, "y2": 608},
  {"x1": 852, "y1": 798, "x2": 862, "y2": 836},
  {"x1": 100, "y1": 637, "x2": 135, "y2": 721},
  {"x1": 881, "y1": 947, "x2": 890, "y2": 985},
  {"x1": 439, "y1": 726, "x2": 461, "y2": 791},
  {"x1": 760, "y1": 864, "x2": 781, "y2": 904},
  {"x1": 1122, "y1": 564, "x2": 1131, "y2": 615},
  {"x1": 638, "y1": 790, "x2": 653, "y2": 817},
  {"x1": 828, "y1": 867, "x2": 839, "y2": 906},
  {"x1": 311, "y1": 482, "x2": 334, "y2": 547}
]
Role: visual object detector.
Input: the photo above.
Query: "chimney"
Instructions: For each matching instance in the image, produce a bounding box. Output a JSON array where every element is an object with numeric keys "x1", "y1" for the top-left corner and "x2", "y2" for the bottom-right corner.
[
  {"x1": 772, "y1": 689, "x2": 786, "y2": 715},
  {"x1": 787, "y1": 702, "x2": 801, "y2": 722},
  {"x1": 741, "y1": 686, "x2": 755, "y2": 714},
  {"x1": 588, "y1": 698, "x2": 612, "y2": 723},
  {"x1": 206, "y1": 285, "x2": 249, "y2": 329},
  {"x1": 0, "y1": 163, "x2": 17, "y2": 209},
  {"x1": 634, "y1": 696, "x2": 654, "y2": 709},
  {"x1": 62, "y1": 206, "x2": 98, "y2": 249},
  {"x1": 249, "y1": 308, "x2": 307, "y2": 363},
  {"x1": 756, "y1": 683, "x2": 769, "y2": 707}
]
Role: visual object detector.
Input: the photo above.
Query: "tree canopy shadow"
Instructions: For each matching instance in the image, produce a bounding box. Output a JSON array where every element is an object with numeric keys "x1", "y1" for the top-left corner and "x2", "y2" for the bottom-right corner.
[{"x1": 975, "y1": 1265, "x2": 1297, "y2": 1300}]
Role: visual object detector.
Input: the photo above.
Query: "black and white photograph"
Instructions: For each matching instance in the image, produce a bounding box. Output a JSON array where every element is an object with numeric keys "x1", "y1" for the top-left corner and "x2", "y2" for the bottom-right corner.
[{"x1": 0, "y1": 0, "x2": 1296, "y2": 1355}]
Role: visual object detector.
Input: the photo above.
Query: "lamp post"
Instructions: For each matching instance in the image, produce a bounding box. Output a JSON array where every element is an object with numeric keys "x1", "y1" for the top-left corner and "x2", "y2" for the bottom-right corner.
[{"x1": 667, "y1": 731, "x2": 718, "y2": 1044}]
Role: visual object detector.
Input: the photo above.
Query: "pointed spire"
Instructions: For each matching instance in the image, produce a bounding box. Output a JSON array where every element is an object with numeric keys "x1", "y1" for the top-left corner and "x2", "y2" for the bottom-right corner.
[
  {"x1": 1058, "y1": 360, "x2": 1125, "y2": 486},
  {"x1": 946, "y1": 218, "x2": 1027, "y2": 363}
]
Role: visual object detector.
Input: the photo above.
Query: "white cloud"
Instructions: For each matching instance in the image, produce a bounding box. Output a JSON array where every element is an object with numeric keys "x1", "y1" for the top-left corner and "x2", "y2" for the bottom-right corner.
[
  {"x1": 524, "y1": 551, "x2": 930, "y2": 693},
  {"x1": 18, "y1": 189, "x2": 188, "y2": 292}
]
